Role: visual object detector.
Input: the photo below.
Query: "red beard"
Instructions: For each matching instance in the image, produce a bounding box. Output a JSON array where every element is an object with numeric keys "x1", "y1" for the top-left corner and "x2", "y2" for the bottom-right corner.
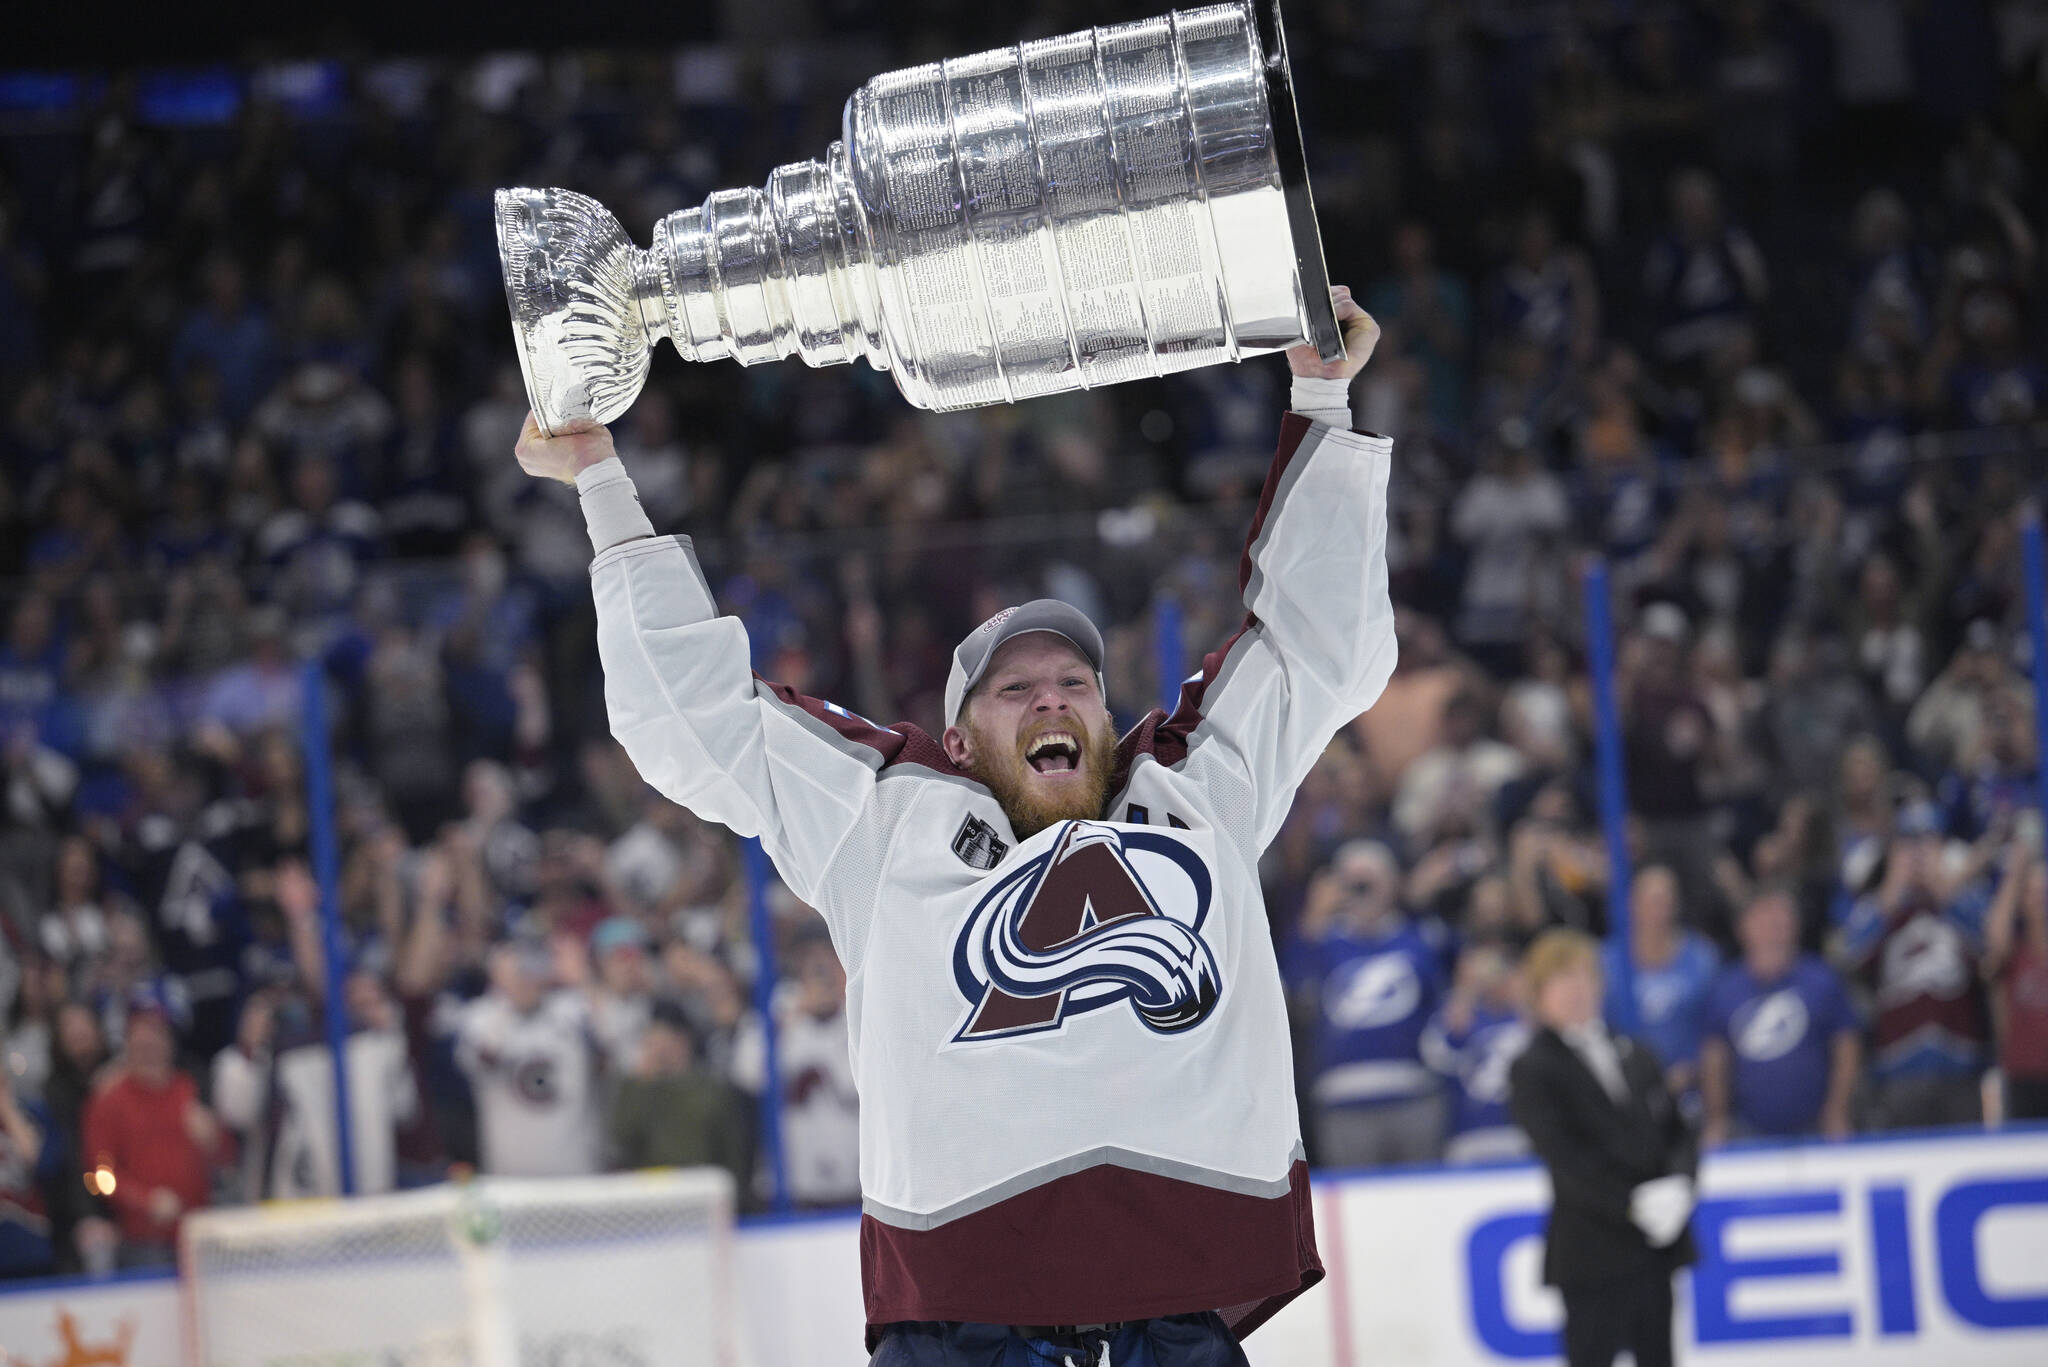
[{"x1": 963, "y1": 713, "x2": 1121, "y2": 839}]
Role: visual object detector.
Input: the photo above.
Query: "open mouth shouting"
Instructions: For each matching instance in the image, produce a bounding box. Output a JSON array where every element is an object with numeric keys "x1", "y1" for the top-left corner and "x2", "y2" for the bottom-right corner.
[{"x1": 1023, "y1": 730, "x2": 1084, "y2": 776}]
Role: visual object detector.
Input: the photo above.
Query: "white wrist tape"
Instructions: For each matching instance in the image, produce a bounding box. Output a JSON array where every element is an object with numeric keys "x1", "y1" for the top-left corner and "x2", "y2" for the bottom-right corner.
[
  {"x1": 1289, "y1": 374, "x2": 1355, "y2": 429},
  {"x1": 575, "y1": 457, "x2": 656, "y2": 555}
]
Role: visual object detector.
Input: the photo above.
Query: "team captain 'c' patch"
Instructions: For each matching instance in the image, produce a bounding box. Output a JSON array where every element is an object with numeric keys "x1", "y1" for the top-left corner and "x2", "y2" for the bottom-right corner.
[{"x1": 947, "y1": 820, "x2": 1219, "y2": 1044}]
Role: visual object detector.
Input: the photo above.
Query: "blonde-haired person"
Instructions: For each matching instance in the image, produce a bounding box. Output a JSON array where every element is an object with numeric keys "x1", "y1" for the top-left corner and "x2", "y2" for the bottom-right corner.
[{"x1": 1509, "y1": 928, "x2": 1699, "y2": 1367}]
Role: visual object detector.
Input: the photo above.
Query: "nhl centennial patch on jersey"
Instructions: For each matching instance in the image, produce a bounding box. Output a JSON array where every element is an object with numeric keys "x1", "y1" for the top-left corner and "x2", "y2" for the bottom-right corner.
[
  {"x1": 951, "y1": 814, "x2": 1009, "y2": 870},
  {"x1": 948, "y1": 820, "x2": 1220, "y2": 1044}
]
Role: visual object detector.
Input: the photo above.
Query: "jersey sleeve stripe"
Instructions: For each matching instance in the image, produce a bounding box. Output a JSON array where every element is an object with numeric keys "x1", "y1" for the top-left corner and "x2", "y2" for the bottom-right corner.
[
  {"x1": 751, "y1": 679, "x2": 890, "y2": 772},
  {"x1": 751, "y1": 677, "x2": 977, "y2": 782},
  {"x1": 1145, "y1": 413, "x2": 1321, "y2": 768},
  {"x1": 1236, "y1": 412, "x2": 1319, "y2": 595}
]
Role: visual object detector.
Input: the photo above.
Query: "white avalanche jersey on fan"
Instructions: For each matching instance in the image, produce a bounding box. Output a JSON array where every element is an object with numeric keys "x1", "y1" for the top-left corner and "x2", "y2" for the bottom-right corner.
[
  {"x1": 454, "y1": 991, "x2": 603, "y2": 1178},
  {"x1": 587, "y1": 414, "x2": 1394, "y2": 1342},
  {"x1": 778, "y1": 1006, "x2": 862, "y2": 1206}
]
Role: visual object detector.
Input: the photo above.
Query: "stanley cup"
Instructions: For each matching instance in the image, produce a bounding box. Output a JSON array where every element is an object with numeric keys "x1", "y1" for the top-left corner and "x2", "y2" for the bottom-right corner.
[{"x1": 496, "y1": 0, "x2": 1340, "y2": 432}]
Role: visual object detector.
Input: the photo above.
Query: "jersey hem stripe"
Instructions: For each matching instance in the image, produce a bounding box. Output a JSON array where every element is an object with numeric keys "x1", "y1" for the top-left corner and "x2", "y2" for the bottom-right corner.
[{"x1": 860, "y1": 1140, "x2": 1306, "y2": 1230}]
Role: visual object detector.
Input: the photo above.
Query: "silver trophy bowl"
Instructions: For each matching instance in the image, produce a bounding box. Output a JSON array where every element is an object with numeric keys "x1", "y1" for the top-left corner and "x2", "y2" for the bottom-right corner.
[{"x1": 497, "y1": 0, "x2": 1340, "y2": 432}]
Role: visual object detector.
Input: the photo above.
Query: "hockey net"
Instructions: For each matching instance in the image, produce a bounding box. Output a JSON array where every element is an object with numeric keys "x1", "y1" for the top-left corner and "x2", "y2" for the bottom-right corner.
[{"x1": 180, "y1": 1170, "x2": 739, "y2": 1367}]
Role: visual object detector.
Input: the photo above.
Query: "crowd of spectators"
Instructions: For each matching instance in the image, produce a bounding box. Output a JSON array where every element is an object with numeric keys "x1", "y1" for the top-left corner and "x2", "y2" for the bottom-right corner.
[{"x1": 3, "y1": 0, "x2": 2048, "y2": 1278}]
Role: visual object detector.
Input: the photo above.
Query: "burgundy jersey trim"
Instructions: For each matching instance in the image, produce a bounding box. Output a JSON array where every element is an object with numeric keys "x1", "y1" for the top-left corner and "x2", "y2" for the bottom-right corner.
[
  {"x1": 858, "y1": 1160, "x2": 1322, "y2": 1350},
  {"x1": 1236, "y1": 413, "x2": 1317, "y2": 595},
  {"x1": 1149, "y1": 626, "x2": 1254, "y2": 771},
  {"x1": 753, "y1": 676, "x2": 976, "y2": 781},
  {"x1": 1115, "y1": 413, "x2": 1320, "y2": 777}
]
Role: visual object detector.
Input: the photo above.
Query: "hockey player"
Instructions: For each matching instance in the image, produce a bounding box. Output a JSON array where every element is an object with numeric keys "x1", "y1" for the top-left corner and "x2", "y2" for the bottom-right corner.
[{"x1": 513, "y1": 291, "x2": 1388, "y2": 1365}]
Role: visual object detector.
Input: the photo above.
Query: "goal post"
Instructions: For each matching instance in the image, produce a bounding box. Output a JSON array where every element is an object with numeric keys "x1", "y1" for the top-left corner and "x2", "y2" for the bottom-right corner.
[{"x1": 179, "y1": 1170, "x2": 740, "y2": 1367}]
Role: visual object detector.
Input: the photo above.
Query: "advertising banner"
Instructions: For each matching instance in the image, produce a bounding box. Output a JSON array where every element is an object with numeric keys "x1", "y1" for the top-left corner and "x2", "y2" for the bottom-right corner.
[{"x1": 1267, "y1": 1126, "x2": 2048, "y2": 1366}]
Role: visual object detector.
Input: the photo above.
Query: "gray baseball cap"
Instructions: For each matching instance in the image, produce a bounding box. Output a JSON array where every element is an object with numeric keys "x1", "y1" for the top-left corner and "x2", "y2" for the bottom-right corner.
[{"x1": 944, "y1": 599, "x2": 1106, "y2": 729}]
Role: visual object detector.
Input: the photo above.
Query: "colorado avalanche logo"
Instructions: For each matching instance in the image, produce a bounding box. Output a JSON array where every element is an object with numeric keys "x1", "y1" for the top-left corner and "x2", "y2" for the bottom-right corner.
[{"x1": 949, "y1": 821, "x2": 1220, "y2": 1043}]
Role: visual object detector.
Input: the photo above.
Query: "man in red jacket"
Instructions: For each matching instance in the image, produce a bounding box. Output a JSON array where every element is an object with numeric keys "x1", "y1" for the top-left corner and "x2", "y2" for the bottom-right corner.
[{"x1": 81, "y1": 1006, "x2": 226, "y2": 1265}]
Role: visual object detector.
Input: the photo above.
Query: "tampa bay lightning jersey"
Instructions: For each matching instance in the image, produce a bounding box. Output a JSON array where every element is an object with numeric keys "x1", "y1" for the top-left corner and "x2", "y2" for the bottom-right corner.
[
  {"x1": 1286, "y1": 922, "x2": 1447, "y2": 1107},
  {"x1": 1422, "y1": 1001, "x2": 1531, "y2": 1138},
  {"x1": 587, "y1": 414, "x2": 1395, "y2": 1343}
]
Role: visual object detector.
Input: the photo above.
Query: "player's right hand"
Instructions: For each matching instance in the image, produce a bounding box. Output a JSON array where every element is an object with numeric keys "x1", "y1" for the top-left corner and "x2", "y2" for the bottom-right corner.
[
  {"x1": 515, "y1": 411, "x2": 617, "y2": 485},
  {"x1": 1286, "y1": 286, "x2": 1379, "y2": 381}
]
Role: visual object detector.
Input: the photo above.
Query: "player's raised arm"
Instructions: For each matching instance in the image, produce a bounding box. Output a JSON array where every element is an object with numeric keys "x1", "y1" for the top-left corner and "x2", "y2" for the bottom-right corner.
[
  {"x1": 514, "y1": 415, "x2": 878, "y2": 910},
  {"x1": 1159, "y1": 290, "x2": 1395, "y2": 851}
]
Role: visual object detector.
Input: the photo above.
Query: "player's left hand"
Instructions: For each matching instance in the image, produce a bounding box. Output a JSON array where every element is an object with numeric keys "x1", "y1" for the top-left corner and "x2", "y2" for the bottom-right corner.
[
  {"x1": 515, "y1": 411, "x2": 616, "y2": 485},
  {"x1": 1287, "y1": 285, "x2": 1380, "y2": 381}
]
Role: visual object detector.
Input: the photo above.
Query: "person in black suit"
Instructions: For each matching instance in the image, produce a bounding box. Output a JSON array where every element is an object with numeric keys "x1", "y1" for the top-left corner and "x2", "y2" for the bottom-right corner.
[{"x1": 1509, "y1": 928, "x2": 1699, "y2": 1367}]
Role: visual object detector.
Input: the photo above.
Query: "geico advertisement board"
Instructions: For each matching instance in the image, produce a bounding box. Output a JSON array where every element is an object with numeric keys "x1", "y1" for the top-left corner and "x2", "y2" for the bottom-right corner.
[{"x1": 1269, "y1": 1125, "x2": 2048, "y2": 1367}]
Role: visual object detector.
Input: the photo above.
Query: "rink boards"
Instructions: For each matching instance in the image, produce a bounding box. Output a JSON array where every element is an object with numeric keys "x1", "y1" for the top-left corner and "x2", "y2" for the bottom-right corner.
[{"x1": 3, "y1": 1125, "x2": 2044, "y2": 1367}]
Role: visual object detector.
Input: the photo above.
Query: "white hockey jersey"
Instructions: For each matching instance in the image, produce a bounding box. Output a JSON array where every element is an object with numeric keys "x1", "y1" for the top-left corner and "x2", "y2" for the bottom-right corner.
[
  {"x1": 778, "y1": 1005, "x2": 862, "y2": 1206},
  {"x1": 212, "y1": 1029, "x2": 417, "y2": 1200},
  {"x1": 454, "y1": 991, "x2": 604, "y2": 1178},
  {"x1": 588, "y1": 414, "x2": 1395, "y2": 1341}
]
